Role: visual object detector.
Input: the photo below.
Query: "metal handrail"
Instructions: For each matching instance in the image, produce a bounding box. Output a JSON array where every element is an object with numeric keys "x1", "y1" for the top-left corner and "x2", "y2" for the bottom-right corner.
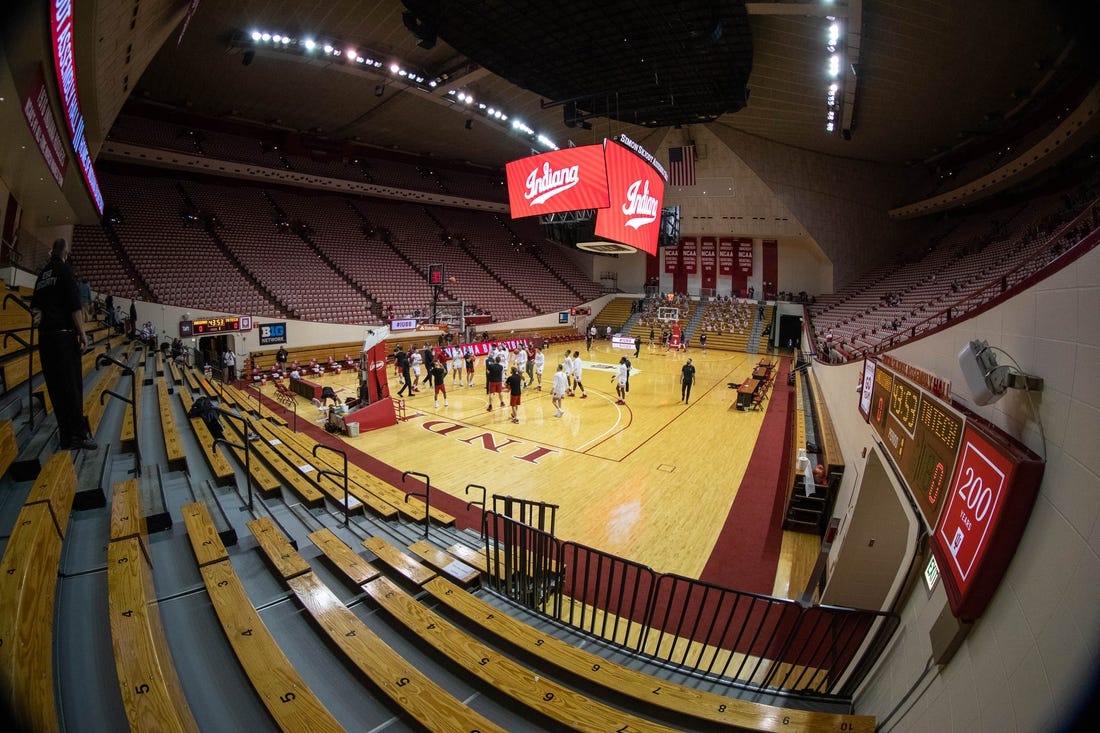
[
  {"x1": 211, "y1": 408, "x2": 256, "y2": 510},
  {"x1": 313, "y1": 444, "x2": 350, "y2": 527},
  {"x1": 96, "y1": 351, "x2": 140, "y2": 476},
  {"x1": 402, "y1": 470, "x2": 431, "y2": 538},
  {"x1": 2, "y1": 324, "x2": 36, "y2": 430},
  {"x1": 464, "y1": 483, "x2": 487, "y2": 539},
  {"x1": 482, "y1": 511, "x2": 900, "y2": 702}
]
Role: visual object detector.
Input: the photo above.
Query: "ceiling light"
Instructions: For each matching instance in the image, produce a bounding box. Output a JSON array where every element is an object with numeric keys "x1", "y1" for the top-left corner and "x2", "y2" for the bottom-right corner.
[
  {"x1": 272, "y1": 34, "x2": 282, "y2": 43},
  {"x1": 261, "y1": 33, "x2": 271, "y2": 42},
  {"x1": 429, "y1": 80, "x2": 438, "y2": 87},
  {"x1": 389, "y1": 63, "x2": 400, "y2": 73},
  {"x1": 250, "y1": 31, "x2": 261, "y2": 41},
  {"x1": 828, "y1": 55, "x2": 840, "y2": 77},
  {"x1": 304, "y1": 39, "x2": 315, "y2": 50},
  {"x1": 281, "y1": 36, "x2": 290, "y2": 44},
  {"x1": 323, "y1": 44, "x2": 333, "y2": 53},
  {"x1": 346, "y1": 48, "x2": 356, "y2": 59}
]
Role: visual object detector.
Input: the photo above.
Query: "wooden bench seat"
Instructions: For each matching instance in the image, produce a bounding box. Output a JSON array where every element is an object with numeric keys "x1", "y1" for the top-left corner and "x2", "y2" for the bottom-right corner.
[
  {"x1": 362, "y1": 536, "x2": 438, "y2": 586},
  {"x1": 218, "y1": 419, "x2": 282, "y2": 496},
  {"x1": 0, "y1": 500, "x2": 67, "y2": 733},
  {"x1": 446, "y1": 542, "x2": 488, "y2": 574},
  {"x1": 157, "y1": 376, "x2": 187, "y2": 470},
  {"x1": 246, "y1": 522, "x2": 507, "y2": 733},
  {"x1": 229, "y1": 422, "x2": 329, "y2": 509},
  {"x1": 408, "y1": 540, "x2": 481, "y2": 587},
  {"x1": 0, "y1": 419, "x2": 18, "y2": 477},
  {"x1": 119, "y1": 364, "x2": 144, "y2": 448},
  {"x1": 181, "y1": 504, "x2": 346, "y2": 733},
  {"x1": 315, "y1": 531, "x2": 682, "y2": 732},
  {"x1": 176, "y1": 387, "x2": 235, "y2": 485},
  {"x1": 308, "y1": 528, "x2": 381, "y2": 587},
  {"x1": 23, "y1": 451, "x2": 78, "y2": 539},
  {"x1": 246, "y1": 517, "x2": 312, "y2": 580}
]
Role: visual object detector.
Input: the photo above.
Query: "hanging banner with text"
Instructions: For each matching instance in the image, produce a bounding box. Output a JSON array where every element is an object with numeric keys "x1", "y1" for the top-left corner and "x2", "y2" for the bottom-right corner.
[
  {"x1": 700, "y1": 236, "x2": 717, "y2": 289},
  {"x1": 718, "y1": 237, "x2": 735, "y2": 275},
  {"x1": 737, "y1": 237, "x2": 754, "y2": 275},
  {"x1": 682, "y1": 236, "x2": 698, "y2": 274},
  {"x1": 20, "y1": 65, "x2": 68, "y2": 189},
  {"x1": 664, "y1": 242, "x2": 681, "y2": 274}
]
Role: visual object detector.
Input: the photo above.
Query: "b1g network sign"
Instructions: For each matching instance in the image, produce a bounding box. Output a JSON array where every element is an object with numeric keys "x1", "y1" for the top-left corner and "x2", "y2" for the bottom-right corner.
[{"x1": 505, "y1": 140, "x2": 665, "y2": 255}]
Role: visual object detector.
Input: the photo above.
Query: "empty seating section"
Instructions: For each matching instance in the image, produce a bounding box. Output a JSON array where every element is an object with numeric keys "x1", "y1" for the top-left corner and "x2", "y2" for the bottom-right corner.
[
  {"x1": 182, "y1": 182, "x2": 373, "y2": 323},
  {"x1": 95, "y1": 173, "x2": 278, "y2": 316},
  {"x1": 74, "y1": 167, "x2": 601, "y2": 325},
  {"x1": 809, "y1": 188, "x2": 1099, "y2": 360}
]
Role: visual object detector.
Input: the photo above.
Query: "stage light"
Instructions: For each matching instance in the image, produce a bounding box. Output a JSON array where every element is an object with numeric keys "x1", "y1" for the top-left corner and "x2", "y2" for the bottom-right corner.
[
  {"x1": 346, "y1": 48, "x2": 356, "y2": 59},
  {"x1": 281, "y1": 36, "x2": 290, "y2": 44},
  {"x1": 828, "y1": 54, "x2": 840, "y2": 77},
  {"x1": 261, "y1": 32, "x2": 271, "y2": 41},
  {"x1": 827, "y1": 22, "x2": 840, "y2": 52},
  {"x1": 429, "y1": 80, "x2": 438, "y2": 87},
  {"x1": 272, "y1": 34, "x2": 282, "y2": 42},
  {"x1": 323, "y1": 43, "x2": 333, "y2": 54},
  {"x1": 304, "y1": 38, "x2": 315, "y2": 50},
  {"x1": 250, "y1": 30, "x2": 261, "y2": 41},
  {"x1": 389, "y1": 63, "x2": 400, "y2": 73}
]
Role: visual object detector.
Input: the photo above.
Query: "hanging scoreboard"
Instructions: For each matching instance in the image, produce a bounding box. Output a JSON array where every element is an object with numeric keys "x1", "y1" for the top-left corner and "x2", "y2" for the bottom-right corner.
[{"x1": 859, "y1": 358, "x2": 1044, "y2": 620}]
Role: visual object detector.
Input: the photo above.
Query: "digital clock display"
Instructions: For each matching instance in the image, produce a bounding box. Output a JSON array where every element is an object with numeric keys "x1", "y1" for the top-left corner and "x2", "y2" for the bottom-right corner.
[
  {"x1": 869, "y1": 361, "x2": 965, "y2": 530},
  {"x1": 184, "y1": 317, "x2": 241, "y2": 335}
]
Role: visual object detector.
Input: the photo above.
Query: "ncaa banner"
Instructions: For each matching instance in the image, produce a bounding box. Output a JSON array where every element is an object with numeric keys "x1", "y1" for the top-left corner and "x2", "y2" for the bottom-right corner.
[
  {"x1": 681, "y1": 236, "x2": 698, "y2": 274},
  {"x1": 506, "y1": 145, "x2": 609, "y2": 218},
  {"x1": 700, "y1": 236, "x2": 717, "y2": 290},
  {"x1": 718, "y1": 237, "x2": 735, "y2": 275},
  {"x1": 664, "y1": 244, "x2": 679, "y2": 274},
  {"x1": 594, "y1": 140, "x2": 665, "y2": 255},
  {"x1": 737, "y1": 237, "x2": 754, "y2": 274}
]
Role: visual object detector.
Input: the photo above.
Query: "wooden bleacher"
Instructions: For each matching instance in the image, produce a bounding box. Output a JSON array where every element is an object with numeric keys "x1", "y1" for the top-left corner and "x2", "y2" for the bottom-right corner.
[
  {"x1": 176, "y1": 384, "x2": 235, "y2": 485},
  {"x1": 0, "y1": 451, "x2": 76, "y2": 733},
  {"x1": 157, "y1": 372, "x2": 187, "y2": 470},
  {"x1": 107, "y1": 478, "x2": 200, "y2": 732},
  {"x1": 246, "y1": 518, "x2": 508, "y2": 733},
  {"x1": 366, "y1": 533, "x2": 874, "y2": 732},
  {"x1": 0, "y1": 419, "x2": 19, "y2": 476},
  {"x1": 182, "y1": 503, "x2": 347, "y2": 732}
]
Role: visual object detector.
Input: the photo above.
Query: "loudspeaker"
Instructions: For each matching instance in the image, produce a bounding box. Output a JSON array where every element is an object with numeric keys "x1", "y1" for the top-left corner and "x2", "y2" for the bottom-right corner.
[{"x1": 957, "y1": 340, "x2": 1002, "y2": 406}]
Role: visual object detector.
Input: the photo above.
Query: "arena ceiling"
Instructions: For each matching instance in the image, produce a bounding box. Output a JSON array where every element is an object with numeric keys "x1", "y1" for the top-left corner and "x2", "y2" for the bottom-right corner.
[{"x1": 125, "y1": 0, "x2": 1094, "y2": 171}]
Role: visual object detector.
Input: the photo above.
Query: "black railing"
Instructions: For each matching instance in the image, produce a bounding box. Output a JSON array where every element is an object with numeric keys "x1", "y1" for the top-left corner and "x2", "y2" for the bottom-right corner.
[{"x1": 482, "y1": 511, "x2": 900, "y2": 701}]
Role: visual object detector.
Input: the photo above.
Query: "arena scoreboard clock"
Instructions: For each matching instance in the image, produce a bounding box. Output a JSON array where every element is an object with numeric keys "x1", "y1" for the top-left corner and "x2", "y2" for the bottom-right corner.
[
  {"x1": 859, "y1": 358, "x2": 1044, "y2": 620},
  {"x1": 180, "y1": 316, "x2": 242, "y2": 336}
]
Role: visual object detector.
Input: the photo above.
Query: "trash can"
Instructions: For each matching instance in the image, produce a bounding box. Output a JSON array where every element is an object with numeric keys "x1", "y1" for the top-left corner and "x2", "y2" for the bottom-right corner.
[{"x1": 346, "y1": 422, "x2": 360, "y2": 437}]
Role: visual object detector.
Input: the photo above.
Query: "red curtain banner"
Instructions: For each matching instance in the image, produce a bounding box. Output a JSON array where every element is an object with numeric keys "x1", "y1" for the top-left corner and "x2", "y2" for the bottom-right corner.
[
  {"x1": 718, "y1": 237, "x2": 735, "y2": 275},
  {"x1": 682, "y1": 236, "x2": 698, "y2": 274},
  {"x1": 737, "y1": 237, "x2": 753, "y2": 275},
  {"x1": 700, "y1": 236, "x2": 716, "y2": 290}
]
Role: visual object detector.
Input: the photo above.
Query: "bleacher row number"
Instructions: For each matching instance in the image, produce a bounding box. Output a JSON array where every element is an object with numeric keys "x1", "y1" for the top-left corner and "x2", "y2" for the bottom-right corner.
[{"x1": 279, "y1": 691, "x2": 296, "y2": 704}]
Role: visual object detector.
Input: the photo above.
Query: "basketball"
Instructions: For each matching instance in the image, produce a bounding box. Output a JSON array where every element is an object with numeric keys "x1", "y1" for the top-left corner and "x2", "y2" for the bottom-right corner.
[{"x1": 448, "y1": 275, "x2": 457, "y2": 284}]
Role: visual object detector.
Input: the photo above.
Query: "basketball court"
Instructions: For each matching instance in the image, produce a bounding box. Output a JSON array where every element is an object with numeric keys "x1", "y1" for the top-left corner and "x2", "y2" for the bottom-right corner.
[{"x1": 254, "y1": 338, "x2": 814, "y2": 593}]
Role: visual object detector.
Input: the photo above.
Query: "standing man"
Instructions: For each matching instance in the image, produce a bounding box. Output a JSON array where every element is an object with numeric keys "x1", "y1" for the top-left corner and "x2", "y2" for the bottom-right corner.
[
  {"x1": 223, "y1": 348, "x2": 236, "y2": 381},
  {"x1": 276, "y1": 345, "x2": 288, "y2": 374},
  {"x1": 700, "y1": 332, "x2": 707, "y2": 354},
  {"x1": 551, "y1": 363, "x2": 568, "y2": 418},
  {"x1": 464, "y1": 349, "x2": 476, "y2": 387},
  {"x1": 681, "y1": 358, "x2": 696, "y2": 404},
  {"x1": 506, "y1": 366, "x2": 524, "y2": 424},
  {"x1": 485, "y1": 355, "x2": 505, "y2": 410},
  {"x1": 533, "y1": 346, "x2": 545, "y2": 391},
  {"x1": 605, "y1": 324, "x2": 612, "y2": 340},
  {"x1": 563, "y1": 350, "x2": 575, "y2": 396},
  {"x1": 571, "y1": 350, "x2": 588, "y2": 398},
  {"x1": 30, "y1": 238, "x2": 96, "y2": 450},
  {"x1": 129, "y1": 300, "x2": 138, "y2": 339},
  {"x1": 395, "y1": 347, "x2": 413, "y2": 397},
  {"x1": 633, "y1": 335, "x2": 641, "y2": 358},
  {"x1": 612, "y1": 357, "x2": 629, "y2": 405},
  {"x1": 514, "y1": 344, "x2": 529, "y2": 388},
  {"x1": 586, "y1": 324, "x2": 596, "y2": 351},
  {"x1": 429, "y1": 358, "x2": 449, "y2": 408},
  {"x1": 525, "y1": 341, "x2": 536, "y2": 386}
]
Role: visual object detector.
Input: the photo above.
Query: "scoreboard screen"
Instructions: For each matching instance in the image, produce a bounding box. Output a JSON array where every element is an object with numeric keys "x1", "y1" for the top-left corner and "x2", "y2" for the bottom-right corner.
[
  {"x1": 870, "y1": 367, "x2": 965, "y2": 530},
  {"x1": 185, "y1": 317, "x2": 241, "y2": 335},
  {"x1": 862, "y1": 358, "x2": 1044, "y2": 620}
]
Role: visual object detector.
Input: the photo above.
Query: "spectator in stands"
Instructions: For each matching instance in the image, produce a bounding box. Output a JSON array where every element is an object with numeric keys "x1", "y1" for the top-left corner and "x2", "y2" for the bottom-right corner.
[
  {"x1": 223, "y1": 349, "x2": 236, "y2": 381},
  {"x1": 129, "y1": 301, "x2": 138, "y2": 337},
  {"x1": 78, "y1": 278, "x2": 92, "y2": 321},
  {"x1": 681, "y1": 358, "x2": 696, "y2": 403},
  {"x1": 276, "y1": 346, "x2": 288, "y2": 373},
  {"x1": 605, "y1": 325, "x2": 612, "y2": 340},
  {"x1": 506, "y1": 367, "x2": 524, "y2": 423},
  {"x1": 30, "y1": 238, "x2": 96, "y2": 450}
]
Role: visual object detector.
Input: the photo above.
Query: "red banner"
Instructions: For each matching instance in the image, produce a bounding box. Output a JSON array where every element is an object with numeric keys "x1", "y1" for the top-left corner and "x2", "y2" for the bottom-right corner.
[
  {"x1": 700, "y1": 236, "x2": 716, "y2": 289},
  {"x1": 681, "y1": 236, "x2": 697, "y2": 274},
  {"x1": 737, "y1": 237, "x2": 754, "y2": 275},
  {"x1": 20, "y1": 65, "x2": 68, "y2": 189},
  {"x1": 506, "y1": 145, "x2": 609, "y2": 218},
  {"x1": 594, "y1": 140, "x2": 665, "y2": 256},
  {"x1": 718, "y1": 237, "x2": 735, "y2": 275},
  {"x1": 664, "y1": 245, "x2": 678, "y2": 274}
]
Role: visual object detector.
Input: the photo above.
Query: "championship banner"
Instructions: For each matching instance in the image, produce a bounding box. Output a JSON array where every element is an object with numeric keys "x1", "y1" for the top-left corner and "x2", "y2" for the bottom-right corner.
[
  {"x1": 682, "y1": 236, "x2": 698, "y2": 274},
  {"x1": 594, "y1": 140, "x2": 665, "y2": 255},
  {"x1": 700, "y1": 237, "x2": 716, "y2": 274},
  {"x1": 737, "y1": 237, "x2": 754, "y2": 275},
  {"x1": 506, "y1": 145, "x2": 609, "y2": 218},
  {"x1": 718, "y1": 237, "x2": 735, "y2": 275},
  {"x1": 665, "y1": 241, "x2": 684, "y2": 274},
  {"x1": 20, "y1": 65, "x2": 68, "y2": 188}
]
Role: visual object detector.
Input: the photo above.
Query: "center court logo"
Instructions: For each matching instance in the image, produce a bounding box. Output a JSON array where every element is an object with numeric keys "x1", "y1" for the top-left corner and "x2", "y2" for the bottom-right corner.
[
  {"x1": 621, "y1": 179, "x2": 659, "y2": 229},
  {"x1": 524, "y1": 162, "x2": 580, "y2": 205}
]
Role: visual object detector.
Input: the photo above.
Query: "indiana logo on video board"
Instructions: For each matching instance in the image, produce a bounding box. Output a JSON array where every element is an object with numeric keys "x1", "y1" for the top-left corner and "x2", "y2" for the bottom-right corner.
[
  {"x1": 505, "y1": 145, "x2": 609, "y2": 218},
  {"x1": 593, "y1": 140, "x2": 665, "y2": 256}
]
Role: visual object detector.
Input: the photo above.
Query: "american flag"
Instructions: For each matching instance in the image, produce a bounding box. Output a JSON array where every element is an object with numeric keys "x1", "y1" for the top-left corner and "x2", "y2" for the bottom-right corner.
[{"x1": 668, "y1": 145, "x2": 696, "y2": 186}]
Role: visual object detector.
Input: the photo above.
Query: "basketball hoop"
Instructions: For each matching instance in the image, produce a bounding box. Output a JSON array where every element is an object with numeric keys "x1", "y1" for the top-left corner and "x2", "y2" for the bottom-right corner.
[{"x1": 657, "y1": 306, "x2": 680, "y2": 324}]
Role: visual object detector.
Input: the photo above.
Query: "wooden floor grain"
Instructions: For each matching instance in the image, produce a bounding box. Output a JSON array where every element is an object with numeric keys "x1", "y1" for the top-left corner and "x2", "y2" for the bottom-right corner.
[{"x1": 257, "y1": 341, "x2": 821, "y2": 587}]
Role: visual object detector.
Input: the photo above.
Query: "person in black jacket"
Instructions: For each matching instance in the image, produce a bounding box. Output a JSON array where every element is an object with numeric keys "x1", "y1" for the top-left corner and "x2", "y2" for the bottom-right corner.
[{"x1": 30, "y1": 238, "x2": 96, "y2": 450}]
